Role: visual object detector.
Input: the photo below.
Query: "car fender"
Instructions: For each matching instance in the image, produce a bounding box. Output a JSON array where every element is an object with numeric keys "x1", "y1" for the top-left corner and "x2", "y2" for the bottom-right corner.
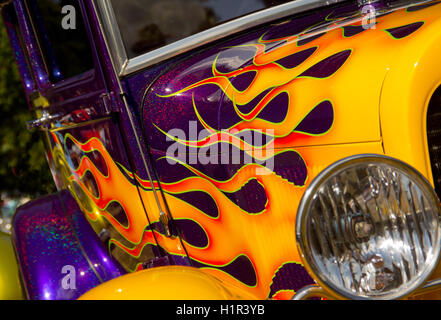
[
  {"x1": 380, "y1": 8, "x2": 441, "y2": 183},
  {"x1": 79, "y1": 265, "x2": 259, "y2": 300},
  {"x1": 0, "y1": 231, "x2": 24, "y2": 300},
  {"x1": 12, "y1": 190, "x2": 124, "y2": 300}
]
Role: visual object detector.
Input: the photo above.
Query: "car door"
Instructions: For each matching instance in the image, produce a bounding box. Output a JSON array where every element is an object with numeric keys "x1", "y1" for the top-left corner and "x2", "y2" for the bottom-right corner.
[{"x1": 16, "y1": 0, "x2": 171, "y2": 273}]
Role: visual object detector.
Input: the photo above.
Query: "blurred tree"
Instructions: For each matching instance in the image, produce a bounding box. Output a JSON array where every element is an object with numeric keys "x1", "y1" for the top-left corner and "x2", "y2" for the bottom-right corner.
[{"x1": 0, "y1": 17, "x2": 55, "y2": 197}]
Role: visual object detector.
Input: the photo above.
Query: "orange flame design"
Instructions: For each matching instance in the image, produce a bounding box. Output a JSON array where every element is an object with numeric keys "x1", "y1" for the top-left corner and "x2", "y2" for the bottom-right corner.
[{"x1": 49, "y1": 5, "x2": 441, "y2": 299}]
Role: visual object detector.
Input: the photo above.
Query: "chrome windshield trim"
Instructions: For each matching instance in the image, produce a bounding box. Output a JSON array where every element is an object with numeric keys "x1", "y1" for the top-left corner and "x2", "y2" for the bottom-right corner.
[{"x1": 95, "y1": 0, "x2": 347, "y2": 77}]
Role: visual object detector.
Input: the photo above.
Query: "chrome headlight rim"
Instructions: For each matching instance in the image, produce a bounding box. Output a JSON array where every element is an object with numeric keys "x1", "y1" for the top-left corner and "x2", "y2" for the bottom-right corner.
[{"x1": 296, "y1": 154, "x2": 441, "y2": 300}]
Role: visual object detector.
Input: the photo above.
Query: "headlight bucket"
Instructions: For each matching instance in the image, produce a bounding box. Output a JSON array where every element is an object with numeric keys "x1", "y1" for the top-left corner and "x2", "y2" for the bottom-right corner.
[{"x1": 296, "y1": 154, "x2": 441, "y2": 300}]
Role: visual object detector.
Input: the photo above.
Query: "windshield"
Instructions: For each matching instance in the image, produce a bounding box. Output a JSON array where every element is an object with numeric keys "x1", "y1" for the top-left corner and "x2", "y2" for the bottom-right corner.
[{"x1": 110, "y1": 0, "x2": 295, "y2": 59}]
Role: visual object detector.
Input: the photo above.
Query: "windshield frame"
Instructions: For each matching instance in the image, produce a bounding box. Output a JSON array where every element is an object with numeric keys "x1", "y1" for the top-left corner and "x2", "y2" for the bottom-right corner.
[{"x1": 93, "y1": 0, "x2": 349, "y2": 77}]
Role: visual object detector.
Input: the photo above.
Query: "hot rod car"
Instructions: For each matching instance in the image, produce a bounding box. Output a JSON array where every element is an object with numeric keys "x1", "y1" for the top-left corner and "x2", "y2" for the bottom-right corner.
[{"x1": 1, "y1": 0, "x2": 441, "y2": 300}]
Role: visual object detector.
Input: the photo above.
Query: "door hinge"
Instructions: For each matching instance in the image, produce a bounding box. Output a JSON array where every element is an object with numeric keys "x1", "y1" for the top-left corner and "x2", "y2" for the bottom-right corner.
[{"x1": 100, "y1": 92, "x2": 120, "y2": 115}]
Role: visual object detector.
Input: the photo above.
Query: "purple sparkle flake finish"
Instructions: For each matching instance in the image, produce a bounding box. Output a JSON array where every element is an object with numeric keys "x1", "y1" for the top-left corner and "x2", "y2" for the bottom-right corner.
[
  {"x1": 297, "y1": 32, "x2": 326, "y2": 46},
  {"x1": 215, "y1": 46, "x2": 257, "y2": 74},
  {"x1": 275, "y1": 46, "x2": 318, "y2": 69},
  {"x1": 168, "y1": 191, "x2": 219, "y2": 218},
  {"x1": 13, "y1": 0, "x2": 51, "y2": 90},
  {"x1": 139, "y1": 2, "x2": 361, "y2": 156},
  {"x1": 13, "y1": 191, "x2": 124, "y2": 300},
  {"x1": 222, "y1": 179, "x2": 268, "y2": 214},
  {"x1": 173, "y1": 219, "x2": 209, "y2": 248},
  {"x1": 235, "y1": 87, "x2": 274, "y2": 116},
  {"x1": 153, "y1": 155, "x2": 198, "y2": 183},
  {"x1": 218, "y1": 89, "x2": 296, "y2": 129},
  {"x1": 190, "y1": 255, "x2": 257, "y2": 287},
  {"x1": 150, "y1": 147, "x2": 306, "y2": 186},
  {"x1": 230, "y1": 71, "x2": 257, "y2": 92},
  {"x1": 66, "y1": 194, "x2": 126, "y2": 282},
  {"x1": 255, "y1": 91, "x2": 289, "y2": 123},
  {"x1": 298, "y1": 49, "x2": 352, "y2": 79},
  {"x1": 219, "y1": 93, "x2": 248, "y2": 130},
  {"x1": 2, "y1": 7, "x2": 36, "y2": 95},
  {"x1": 130, "y1": 3, "x2": 364, "y2": 291},
  {"x1": 269, "y1": 263, "x2": 315, "y2": 299},
  {"x1": 272, "y1": 150, "x2": 308, "y2": 186},
  {"x1": 294, "y1": 100, "x2": 334, "y2": 135},
  {"x1": 185, "y1": 84, "x2": 222, "y2": 130},
  {"x1": 105, "y1": 201, "x2": 130, "y2": 228},
  {"x1": 4, "y1": 0, "x2": 435, "y2": 302},
  {"x1": 385, "y1": 21, "x2": 425, "y2": 39},
  {"x1": 261, "y1": 11, "x2": 330, "y2": 41},
  {"x1": 342, "y1": 25, "x2": 368, "y2": 38},
  {"x1": 83, "y1": 0, "x2": 122, "y2": 96}
]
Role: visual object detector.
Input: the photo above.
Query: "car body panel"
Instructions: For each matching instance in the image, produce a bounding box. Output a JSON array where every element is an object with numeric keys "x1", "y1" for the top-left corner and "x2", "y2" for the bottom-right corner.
[
  {"x1": 117, "y1": 1, "x2": 441, "y2": 299},
  {"x1": 6, "y1": 0, "x2": 188, "y2": 279},
  {"x1": 2, "y1": 0, "x2": 441, "y2": 300},
  {"x1": 379, "y1": 4, "x2": 441, "y2": 184},
  {"x1": 13, "y1": 190, "x2": 124, "y2": 300},
  {"x1": 47, "y1": 118, "x2": 163, "y2": 273}
]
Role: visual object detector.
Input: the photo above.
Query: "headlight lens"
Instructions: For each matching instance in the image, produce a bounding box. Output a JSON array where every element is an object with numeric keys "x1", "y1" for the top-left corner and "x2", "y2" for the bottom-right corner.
[{"x1": 296, "y1": 154, "x2": 441, "y2": 299}]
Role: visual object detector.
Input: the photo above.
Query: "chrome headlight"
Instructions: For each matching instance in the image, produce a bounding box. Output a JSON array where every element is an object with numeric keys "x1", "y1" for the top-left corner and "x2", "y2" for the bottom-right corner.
[{"x1": 296, "y1": 154, "x2": 441, "y2": 300}]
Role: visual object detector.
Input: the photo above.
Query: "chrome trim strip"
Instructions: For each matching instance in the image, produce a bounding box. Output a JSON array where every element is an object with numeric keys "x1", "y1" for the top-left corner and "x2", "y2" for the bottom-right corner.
[
  {"x1": 413, "y1": 278, "x2": 441, "y2": 297},
  {"x1": 95, "y1": 0, "x2": 346, "y2": 77},
  {"x1": 93, "y1": 0, "x2": 128, "y2": 75},
  {"x1": 292, "y1": 284, "x2": 339, "y2": 300},
  {"x1": 294, "y1": 278, "x2": 441, "y2": 300},
  {"x1": 124, "y1": 0, "x2": 346, "y2": 75}
]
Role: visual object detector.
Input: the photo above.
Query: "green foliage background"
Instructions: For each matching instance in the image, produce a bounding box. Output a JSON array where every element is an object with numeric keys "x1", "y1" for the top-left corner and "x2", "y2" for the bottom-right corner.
[{"x1": 0, "y1": 17, "x2": 55, "y2": 197}]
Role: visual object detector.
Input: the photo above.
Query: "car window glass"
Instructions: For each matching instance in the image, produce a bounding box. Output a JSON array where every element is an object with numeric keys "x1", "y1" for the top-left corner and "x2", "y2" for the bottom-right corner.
[
  {"x1": 25, "y1": 0, "x2": 94, "y2": 83},
  {"x1": 110, "y1": 0, "x2": 294, "y2": 58}
]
